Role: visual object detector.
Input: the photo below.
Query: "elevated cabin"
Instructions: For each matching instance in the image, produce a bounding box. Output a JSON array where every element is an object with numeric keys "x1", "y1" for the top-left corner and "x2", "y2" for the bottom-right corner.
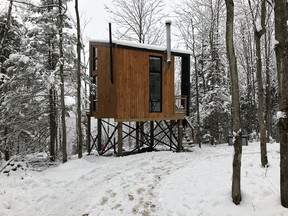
[
  {"x1": 87, "y1": 34, "x2": 192, "y2": 155},
  {"x1": 89, "y1": 40, "x2": 191, "y2": 122}
]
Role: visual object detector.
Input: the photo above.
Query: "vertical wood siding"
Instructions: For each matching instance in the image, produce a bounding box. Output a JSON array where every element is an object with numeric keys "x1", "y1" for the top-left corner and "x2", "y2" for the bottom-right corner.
[{"x1": 91, "y1": 44, "x2": 180, "y2": 121}]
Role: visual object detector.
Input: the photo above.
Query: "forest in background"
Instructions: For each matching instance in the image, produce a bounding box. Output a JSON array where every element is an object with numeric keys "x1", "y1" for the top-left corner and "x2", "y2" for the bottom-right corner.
[
  {"x1": 0, "y1": 0, "x2": 282, "y2": 161},
  {"x1": 2, "y1": 0, "x2": 288, "y2": 208}
]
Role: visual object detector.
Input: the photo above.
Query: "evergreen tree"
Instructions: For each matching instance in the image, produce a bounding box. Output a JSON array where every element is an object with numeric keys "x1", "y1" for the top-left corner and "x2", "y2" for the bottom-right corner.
[
  {"x1": 0, "y1": 0, "x2": 76, "y2": 160},
  {"x1": 174, "y1": 0, "x2": 231, "y2": 144},
  {"x1": 0, "y1": 6, "x2": 23, "y2": 158}
]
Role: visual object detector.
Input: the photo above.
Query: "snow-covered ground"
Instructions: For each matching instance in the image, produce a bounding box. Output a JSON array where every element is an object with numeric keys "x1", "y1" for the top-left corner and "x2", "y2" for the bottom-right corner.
[{"x1": 0, "y1": 142, "x2": 288, "y2": 216}]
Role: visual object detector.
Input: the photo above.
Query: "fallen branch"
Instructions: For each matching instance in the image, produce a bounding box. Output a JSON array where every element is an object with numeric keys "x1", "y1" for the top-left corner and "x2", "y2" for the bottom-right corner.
[{"x1": 0, "y1": 157, "x2": 15, "y2": 173}]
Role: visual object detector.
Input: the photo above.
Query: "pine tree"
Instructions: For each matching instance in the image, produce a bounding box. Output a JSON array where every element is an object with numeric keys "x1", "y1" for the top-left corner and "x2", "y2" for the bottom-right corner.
[
  {"x1": 174, "y1": 0, "x2": 231, "y2": 144},
  {"x1": 0, "y1": 0, "x2": 77, "y2": 159}
]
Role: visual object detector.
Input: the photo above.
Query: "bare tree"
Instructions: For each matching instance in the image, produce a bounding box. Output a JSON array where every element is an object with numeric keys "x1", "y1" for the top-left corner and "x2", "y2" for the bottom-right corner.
[
  {"x1": 237, "y1": 13, "x2": 257, "y2": 139},
  {"x1": 75, "y1": 0, "x2": 83, "y2": 158},
  {"x1": 105, "y1": 0, "x2": 166, "y2": 44},
  {"x1": 274, "y1": 0, "x2": 288, "y2": 208},
  {"x1": 174, "y1": 3, "x2": 202, "y2": 147},
  {"x1": 225, "y1": 0, "x2": 242, "y2": 205},
  {"x1": 191, "y1": 20, "x2": 201, "y2": 148},
  {"x1": 248, "y1": 0, "x2": 268, "y2": 167}
]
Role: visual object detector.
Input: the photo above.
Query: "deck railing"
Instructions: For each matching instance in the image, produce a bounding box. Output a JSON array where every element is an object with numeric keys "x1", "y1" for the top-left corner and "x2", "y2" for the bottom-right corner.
[{"x1": 175, "y1": 95, "x2": 187, "y2": 114}]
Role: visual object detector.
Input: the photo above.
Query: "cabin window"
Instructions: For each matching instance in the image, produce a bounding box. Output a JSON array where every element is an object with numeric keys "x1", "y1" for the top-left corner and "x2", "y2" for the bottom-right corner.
[
  {"x1": 92, "y1": 76, "x2": 98, "y2": 111},
  {"x1": 92, "y1": 47, "x2": 98, "y2": 70},
  {"x1": 149, "y1": 56, "x2": 162, "y2": 112}
]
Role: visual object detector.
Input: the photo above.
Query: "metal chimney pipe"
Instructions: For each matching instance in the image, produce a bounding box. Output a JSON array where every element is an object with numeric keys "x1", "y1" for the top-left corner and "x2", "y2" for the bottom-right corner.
[
  {"x1": 109, "y1": 23, "x2": 113, "y2": 84},
  {"x1": 165, "y1": 20, "x2": 172, "y2": 63}
]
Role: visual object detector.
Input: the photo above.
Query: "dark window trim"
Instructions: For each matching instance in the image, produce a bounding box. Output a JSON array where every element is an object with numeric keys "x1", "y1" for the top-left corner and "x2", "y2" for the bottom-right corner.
[
  {"x1": 92, "y1": 47, "x2": 98, "y2": 71},
  {"x1": 92, "y1": 75, "x2": 98, "y2": 111},
  {"x1": 149, "y1": 56, "x2": 162, "y2": 113}
]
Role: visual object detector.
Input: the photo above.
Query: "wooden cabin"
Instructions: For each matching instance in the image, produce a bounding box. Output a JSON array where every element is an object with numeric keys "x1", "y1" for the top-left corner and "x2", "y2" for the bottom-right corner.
[
  {"x1": 89, "y1": 40, "x2": 191, "y2": 122},
  {"x1": 86, "y1": 24, "x2": 192, "y2": 155}
]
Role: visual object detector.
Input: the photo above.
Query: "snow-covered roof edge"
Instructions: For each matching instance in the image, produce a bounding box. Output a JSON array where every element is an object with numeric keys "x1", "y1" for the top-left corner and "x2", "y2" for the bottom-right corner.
[{"x1": 89, "y1": 39, "x2": 192, "y2": 55}]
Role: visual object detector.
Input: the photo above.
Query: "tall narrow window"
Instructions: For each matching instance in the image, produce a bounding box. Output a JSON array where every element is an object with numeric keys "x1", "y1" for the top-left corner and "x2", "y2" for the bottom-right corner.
[
  {"x1": 92, "y1": 47, "x2": 98, "y2": 70},
  {"x1": 149, "y1": 56, "x2": 162, "y2": 112},
  {"x1": 92, "y1": 76, "x2": 98, "y2": 111}
]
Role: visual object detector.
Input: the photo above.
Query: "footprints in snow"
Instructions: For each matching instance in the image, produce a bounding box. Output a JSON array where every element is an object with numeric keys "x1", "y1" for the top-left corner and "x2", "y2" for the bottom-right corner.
[
  {"x1": 97, "y1": 161, "x2": 175, "y2": 215},
  {"x1": 100, "y1": 190, "x2": 124, "y2": 213},
  {"x1": 99, "y1": 183, "x2": 158, "y2": 215}
]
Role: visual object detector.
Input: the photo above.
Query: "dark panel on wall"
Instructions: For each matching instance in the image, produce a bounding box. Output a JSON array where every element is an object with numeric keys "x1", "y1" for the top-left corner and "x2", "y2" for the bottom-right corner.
[{"x1": 181, "y1": 55, "x2": 191, "y2": 116}]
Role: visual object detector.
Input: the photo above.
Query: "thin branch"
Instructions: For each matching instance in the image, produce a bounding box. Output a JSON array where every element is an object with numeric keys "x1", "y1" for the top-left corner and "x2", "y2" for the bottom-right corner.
[{"x1": 7, "y1": 0, "x2": 66, "y2": 10}]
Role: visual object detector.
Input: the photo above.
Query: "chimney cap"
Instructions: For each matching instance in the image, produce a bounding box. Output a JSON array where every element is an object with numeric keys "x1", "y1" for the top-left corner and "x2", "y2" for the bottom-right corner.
[{"x1": 165, "y1": 20, "x2": 172, "y2": 25}]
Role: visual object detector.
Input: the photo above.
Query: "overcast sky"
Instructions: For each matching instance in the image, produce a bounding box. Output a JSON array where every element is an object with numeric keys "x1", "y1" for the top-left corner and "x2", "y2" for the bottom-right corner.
[
  {"x1": 74, "y1": 0, "x2": 179, "y2": 45},
  {"x1": 0, "y1": 0, "x2": 180, "y2": 48},
  {"x1": 74, "y1": 0, "x2": 112, "y2": 41}
]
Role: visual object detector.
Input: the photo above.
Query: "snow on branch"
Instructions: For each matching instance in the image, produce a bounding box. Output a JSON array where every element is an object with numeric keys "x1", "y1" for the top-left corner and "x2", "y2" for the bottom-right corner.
[
  {"x1": 232, "y1": 129, "x2": 242, "y2": 144},
  {"x1": 277, "y1": 111, "x2": 287, "y2": 120},
  {"x1": 8, "y1": 0, "x2": 67, "y2": 13},
  {"x1": 0, "y1": 72, "x2": 9, "y2": 83},
  {"x1": 8, "y1": 0, "x2": 57, "y2": 8},
  {"x1": 272, "y1": 38, "x2": 279, "y2": 48}
]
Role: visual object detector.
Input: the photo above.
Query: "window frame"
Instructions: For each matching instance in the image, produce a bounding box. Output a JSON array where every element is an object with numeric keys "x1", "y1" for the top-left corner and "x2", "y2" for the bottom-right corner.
[
  {"x1": 92, "y1": 75, "x2": 98, "y2": 111},
  {"x1": 92, "y1": 47, "x2": 98, "y2": 71},
  {"x1": 149, "y1": 56, "x2": 162, "y2": 113}
]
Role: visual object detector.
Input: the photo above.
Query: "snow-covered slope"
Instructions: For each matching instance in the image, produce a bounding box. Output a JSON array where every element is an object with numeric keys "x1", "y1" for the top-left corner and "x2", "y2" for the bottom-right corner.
[{"x1": 0, "y1": 142, "x2": 287, "y2": 216}]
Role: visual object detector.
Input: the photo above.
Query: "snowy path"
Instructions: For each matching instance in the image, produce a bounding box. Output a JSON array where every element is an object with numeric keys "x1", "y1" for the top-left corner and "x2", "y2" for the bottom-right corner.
[
  {"x1": 0, "y1": 151, "x2": 195, "y2": 216},
  {"x1": 1, "y1": 143, "x2": 288, "y2": 216}
]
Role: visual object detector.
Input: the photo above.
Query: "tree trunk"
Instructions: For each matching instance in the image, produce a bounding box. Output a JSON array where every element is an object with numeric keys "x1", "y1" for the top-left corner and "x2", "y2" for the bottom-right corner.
[
  {"x1": 4, "y1": 127, "x2": 9, "y2": 161},
  {"x1": 75, "y1": 0, "x2": 83, "y2": 158},
  {"x1": 265, "y1": 29, "x2": 272, "y2": 143},
  {"x1": 58, "y1": 0, "x2": 67, "y2": 163},
  {"x1": 255, "y1": 32, "x2": 268, "y2": 167},
  {"x1": 191, "y1": 20, "x2": 201, "y2": 147},
  {"x1": 46, "y1": 0, "x2": 57, "y2": 162},
  {"x1": 210, "y1": 111, "x2": 217, "y2": 145},
  {"x1": 225, "y1": 0, "x2": 242, "y2": 205},
  {"x1": 248, "y1": 27, "x2": 257, "y2": 136},
  {"x1": 249, "y1": 0, "x2": 268, "y2": 167},
  {"x1": 274, "y1": 0, "x2": 288, "y2": 208},
  {"x1": 49, "y1": 88, "x2": 56, "y2": 161}
]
